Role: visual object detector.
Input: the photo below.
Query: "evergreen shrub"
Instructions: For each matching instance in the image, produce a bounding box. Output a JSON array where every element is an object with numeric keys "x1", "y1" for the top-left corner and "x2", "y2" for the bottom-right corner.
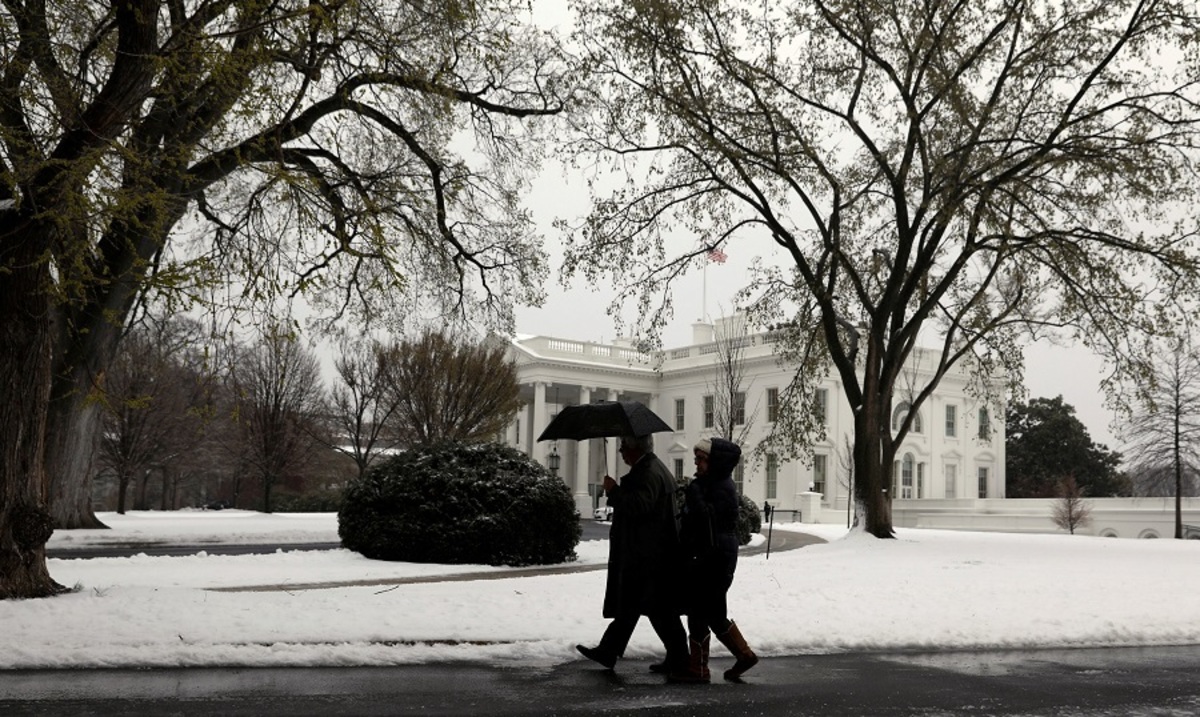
[
  {"x1": 735, "y1": 493, "x2": 762, "y2": 545},
  {"x1": 338, "y1": 441, "x2": 581, "y2": 566},
  {"x1": 273, "y1": 489, "x2": 344, "y2": 513}
]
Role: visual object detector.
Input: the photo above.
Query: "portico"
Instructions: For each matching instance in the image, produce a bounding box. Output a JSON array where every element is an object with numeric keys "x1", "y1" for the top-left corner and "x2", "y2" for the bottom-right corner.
[
  {"x1": 504, "y1": 319, "x2": 1007, "y2": 523},
  {"x1": 513, "y1": 376, "x2": 656, "y2": 517}
]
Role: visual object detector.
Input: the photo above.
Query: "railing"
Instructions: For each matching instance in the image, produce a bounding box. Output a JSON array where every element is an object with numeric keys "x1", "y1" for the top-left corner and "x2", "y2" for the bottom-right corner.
[
  {"x1": 546, "y1": 339, "x2": 585, "y2": 354},
  {"x1": 524, "y1": 336, "x2": 653, "y2": 365}
]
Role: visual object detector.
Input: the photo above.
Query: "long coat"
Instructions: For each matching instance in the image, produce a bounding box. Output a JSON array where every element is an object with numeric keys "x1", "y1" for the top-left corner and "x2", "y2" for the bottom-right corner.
[
  {"x1": 602, "y1": 451, "x2": 682, "y2": 618},
  {"x1": 681, "y1": 438, "x2": 742, "y2": 600}
]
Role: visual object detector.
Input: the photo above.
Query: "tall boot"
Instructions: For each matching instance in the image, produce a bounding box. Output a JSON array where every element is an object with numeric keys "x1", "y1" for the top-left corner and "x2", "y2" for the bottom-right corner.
[
  {"x1": 715, "y1": 621, "x2": 758, "y2": 680},
  {"x1": 668, "y1": 635, "x2": 710, "y2": 683}
]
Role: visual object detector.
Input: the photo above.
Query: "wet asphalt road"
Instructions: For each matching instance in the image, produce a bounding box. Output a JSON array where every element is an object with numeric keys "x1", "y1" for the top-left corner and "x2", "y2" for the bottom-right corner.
[{"x1": 2, "y1": 646, "x2": 1199, "y2": 716}]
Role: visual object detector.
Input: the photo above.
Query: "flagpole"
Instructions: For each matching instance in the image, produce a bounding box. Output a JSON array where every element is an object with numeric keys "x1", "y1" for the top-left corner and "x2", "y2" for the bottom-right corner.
[{"x1": 701, "y1": 247, "x2": 726, "y2": 322}]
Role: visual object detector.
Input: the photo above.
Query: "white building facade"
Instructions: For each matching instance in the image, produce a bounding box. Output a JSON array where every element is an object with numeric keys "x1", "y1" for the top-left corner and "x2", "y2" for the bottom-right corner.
[{"x1": 505, "y1": 317, "x2": 1006, "y2": 524}]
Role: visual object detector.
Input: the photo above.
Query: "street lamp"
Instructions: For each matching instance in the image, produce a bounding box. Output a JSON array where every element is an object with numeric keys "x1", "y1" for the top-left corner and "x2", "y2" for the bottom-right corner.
[{"x1": 548, "y1": 443, "x2": 561, "y2": 476}]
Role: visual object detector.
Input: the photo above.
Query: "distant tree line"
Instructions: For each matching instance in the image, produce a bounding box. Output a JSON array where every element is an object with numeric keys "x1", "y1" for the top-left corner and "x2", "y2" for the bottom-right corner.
[
  {"x1": 94, "y1": 319, "x2": 520, "y2": 514},
  {"x1": 1007, "y1": 338, "x2": 1200, "y2": 539}
]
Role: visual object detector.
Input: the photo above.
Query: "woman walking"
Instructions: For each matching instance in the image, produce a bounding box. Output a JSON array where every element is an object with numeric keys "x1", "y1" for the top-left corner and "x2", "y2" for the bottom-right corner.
[{"x1": 672, "y1": 437, "x2": 758, "y2": 682}]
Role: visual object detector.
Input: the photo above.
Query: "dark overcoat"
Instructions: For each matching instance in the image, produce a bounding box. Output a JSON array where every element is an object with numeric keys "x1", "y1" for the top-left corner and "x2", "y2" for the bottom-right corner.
[
  {"x1": 681, "y1": 438, "x2": 742, "y2": 599},
  {"x1": 602, "y1": 451, "x2": 682, "y2": 618}
]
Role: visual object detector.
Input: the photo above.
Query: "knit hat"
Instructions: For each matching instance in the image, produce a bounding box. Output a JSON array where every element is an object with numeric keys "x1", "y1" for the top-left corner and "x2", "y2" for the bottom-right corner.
[{"x1": 694, "y1": 438, "x2": 713, "y2": 455}]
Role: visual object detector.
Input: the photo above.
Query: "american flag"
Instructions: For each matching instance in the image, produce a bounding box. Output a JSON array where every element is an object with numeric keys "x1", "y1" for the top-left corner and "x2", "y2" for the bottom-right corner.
[{"x1": 707, "y1": 247, "x2": 728, "y2": 264}]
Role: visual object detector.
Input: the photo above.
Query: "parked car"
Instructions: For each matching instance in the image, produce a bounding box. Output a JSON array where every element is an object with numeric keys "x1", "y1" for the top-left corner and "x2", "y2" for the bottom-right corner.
[{"x1": 593, "y1": 505, "x2": 613, "y2": 522}]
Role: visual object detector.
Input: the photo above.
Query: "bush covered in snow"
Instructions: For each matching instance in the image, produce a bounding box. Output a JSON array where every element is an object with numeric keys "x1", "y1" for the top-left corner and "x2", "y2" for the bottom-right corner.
[
  {"x1": 338, "y1": 441, "x2": 581, "y2": 566},
  {"x1": 736, "y1": 493, "x2": 762, "y2": 545}
]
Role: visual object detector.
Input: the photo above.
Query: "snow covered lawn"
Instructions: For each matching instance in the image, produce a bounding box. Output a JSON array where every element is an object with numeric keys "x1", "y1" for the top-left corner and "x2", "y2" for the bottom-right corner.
[{"x1": 2, "y1": 510, "x2": 1195, "y2": 669}]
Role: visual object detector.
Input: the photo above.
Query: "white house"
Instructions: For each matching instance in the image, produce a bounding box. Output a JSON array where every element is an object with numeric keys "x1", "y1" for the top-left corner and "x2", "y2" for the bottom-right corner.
[{"x1": 505, "y1": 315, "x2": 1006, "y2": 524}]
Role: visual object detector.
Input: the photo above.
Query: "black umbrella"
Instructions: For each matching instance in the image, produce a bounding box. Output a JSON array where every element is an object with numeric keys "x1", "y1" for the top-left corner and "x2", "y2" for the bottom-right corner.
[{"x1": 536, "y1": 400, "x2": 672, "y2": 442}]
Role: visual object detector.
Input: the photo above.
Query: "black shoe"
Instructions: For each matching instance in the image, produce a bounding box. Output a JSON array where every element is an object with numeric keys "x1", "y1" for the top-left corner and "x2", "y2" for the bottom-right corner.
[
  {"x1": 576, "y1": 644, "x2": 616, "y2": 670},
  {"x1": 648, "y1": 660, "x2": 668, "y2": 673}
]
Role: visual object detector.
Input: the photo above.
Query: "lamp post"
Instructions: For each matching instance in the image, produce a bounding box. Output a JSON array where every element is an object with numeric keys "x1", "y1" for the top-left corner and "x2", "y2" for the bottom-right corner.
[{"x1": 546, "y1": 385, "x2": 563, "y2": 478}]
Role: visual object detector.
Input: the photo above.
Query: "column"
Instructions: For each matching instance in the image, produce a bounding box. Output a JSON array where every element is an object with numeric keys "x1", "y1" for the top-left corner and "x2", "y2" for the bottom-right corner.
[
  {"x1": 531, "y1": 382, "x2": 547, "y2": 465},
  {"x1": 518, "y1": 402, "x2": 532, "y2": 458},
  {"x1": 574, "y1": 386, "x2": 592, "y2": 516},
  {"x1": 648, "y1": 391, "x2": 662, "y2": 450},
  {"x1": 606, "y1": 388, "x2": 620, "y2": 476}
]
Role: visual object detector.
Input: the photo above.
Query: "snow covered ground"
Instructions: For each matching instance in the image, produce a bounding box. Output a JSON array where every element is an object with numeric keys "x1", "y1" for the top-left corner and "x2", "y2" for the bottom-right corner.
[{"x1": 4, "y1": 510, "x2": 1197, "y2": 670}]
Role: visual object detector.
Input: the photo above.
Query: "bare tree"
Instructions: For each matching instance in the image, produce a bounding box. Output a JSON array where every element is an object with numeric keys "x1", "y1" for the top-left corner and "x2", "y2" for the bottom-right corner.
[
  {"x1": 565, "y1": 0, "x2": 1200, "y2": 538},
  {"x1": 708, "y1": 315, "x2": 757, "y2": 443},
  {"x1": 0, "y1": 1, "x2": 567, "y2": 597},
  {"x1": 97, "y1": 317, "x2": 214, "y2": 514},
  {"x1": 1122, "y1": 341, "x2": 1200, "y2": 538},
  {"x1": 378, "y1": 331, "x2": 522, "y2": 448},
  {"x1": 325, "y1": 337, "x2": 404, "y2": 479},
  {"x1": 228, "y1": 328, "x2": 326, "y2": 514},
  {"x1": 1051, "y1": 476, "x2": 1093, "y2": 535}
]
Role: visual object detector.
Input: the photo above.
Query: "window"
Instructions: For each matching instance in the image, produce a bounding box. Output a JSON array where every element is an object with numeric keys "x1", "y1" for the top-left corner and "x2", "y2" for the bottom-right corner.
[
  {"x1": 733, "y1": 391, "x2": 746, "y2": 425},
  {"x1": 945, "y1": 405, "x2": 957, "y2": 438},
  {"x1": 978, "y1": 408, "x2": 991, "y2": 441},
  {"x1": 891, "y1": 402, "x2": 922, "y2": 433},
  {"x1": 674, "y1": 398, "x2": 685, "y2": 431},
  {"x1": 703, "y1": 395, "x2": 715, "y2": 428},
  {"x1": 900, "y1": 453, "x2": 914, "y2": 498},
  {"x1": 977, "y1": 466, "x2": 989, "y2": 498},
  {"x1": 766, "y1": 387, "x2": 779, "y2": 422},
  {"x1": 673, "y1": 458, "x2": 685, "y2": 482},
  {"x1": 812, "y1": 454, "x2": 827, "y2": 496},
  {"x1": 916, "y1": 462, "x2": 925, "y2": 499},
  {"x1": 814, "y1": 388, "x2": 828, "y2": 424},
  {"x1": 766, "y1": 453, "x2": 778, "y2": 500},
  {"x1": 945, "y1": 463, "x2": 957, "y2": 498},
  {"x1": 734, "y1": 461, "x2": 744, "y2": 495}
]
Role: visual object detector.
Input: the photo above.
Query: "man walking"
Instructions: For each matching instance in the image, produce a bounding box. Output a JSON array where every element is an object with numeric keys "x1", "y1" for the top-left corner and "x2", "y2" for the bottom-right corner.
[{"x1": 576, "y1": 434, "x2": 688, "y2": 672}]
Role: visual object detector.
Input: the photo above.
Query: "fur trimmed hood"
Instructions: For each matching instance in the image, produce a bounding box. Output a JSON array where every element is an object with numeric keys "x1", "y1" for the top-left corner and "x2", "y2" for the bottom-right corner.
[{"x1": 704, "y1": 437, "x2": 741, "y2": 479}]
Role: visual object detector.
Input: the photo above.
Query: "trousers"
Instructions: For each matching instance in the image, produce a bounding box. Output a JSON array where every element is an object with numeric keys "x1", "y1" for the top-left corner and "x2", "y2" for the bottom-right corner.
[{"x1": 598, "y1": 611, "x2": 687, "y2": 662}]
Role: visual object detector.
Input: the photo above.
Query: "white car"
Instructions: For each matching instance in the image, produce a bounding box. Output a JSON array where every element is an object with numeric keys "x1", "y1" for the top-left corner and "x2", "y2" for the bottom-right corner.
[{"x1": 593, "y1": 505, "x2": 613, "y2": 522}]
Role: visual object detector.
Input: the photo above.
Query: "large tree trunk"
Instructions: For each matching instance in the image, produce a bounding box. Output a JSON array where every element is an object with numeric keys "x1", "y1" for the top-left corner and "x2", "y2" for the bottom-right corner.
[
  {"x1": 45, "y1": 388, "x2": 107, "y2": 529},
  {"x1": 47, "y1": 305, "x2": 126, "y2": 528},
  {"x1": 0, "y1": 241, "x2": 67, "y2": 599},
  {"x1": 851, "y1": 346, "x2": 896, "y2": 539},
  {"x1": 853, "y1": 407, "x2": 896, "y2": 538}
]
